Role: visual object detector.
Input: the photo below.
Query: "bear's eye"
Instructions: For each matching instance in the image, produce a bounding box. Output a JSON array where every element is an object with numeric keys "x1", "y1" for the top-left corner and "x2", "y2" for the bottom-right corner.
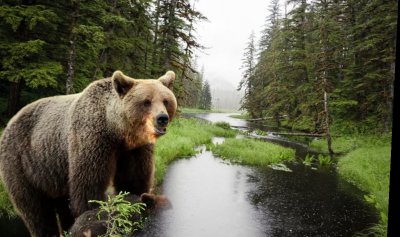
[
  {"x1": 143, "y1": 99, "x2": 152, "y2": 107},
  {"x1": 163, "y1": 99, "x2": 169, "y2": 107}
]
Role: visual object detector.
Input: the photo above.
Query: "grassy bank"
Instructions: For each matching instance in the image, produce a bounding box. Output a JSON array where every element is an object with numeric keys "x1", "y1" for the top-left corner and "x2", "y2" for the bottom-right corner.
[
  {"x1": 211, "y1": 137, "x2": 295, "y2": 165},
  {"x1": 338, "y1": 144, "x2": 391, "y2": 236},
  {"x1": 311, "y1": 134, "x2": 391, "y2": 236},
  {"x1": 154, "y1": 118, "x2": 236, "y2": 184}
]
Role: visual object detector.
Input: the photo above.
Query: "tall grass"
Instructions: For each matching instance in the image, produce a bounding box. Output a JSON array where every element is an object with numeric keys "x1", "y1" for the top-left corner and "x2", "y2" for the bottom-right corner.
[
  {"x1": 154, "y1": 118, "x2": 236, "y2": 184},
  {"x1": 309, "y1": 136, "x2": 358, "y2": 154},
  {"x1": 337, "y1": 143, "x2": 391, "y2": 236},
  {"x1": 211, "y1": 138, "x2": 295, "y2": 165},
  {"x1": 0, "y1": 181, "x2": 16, "y2": 218},
  {"x1": 309, "y1": 133, "x2": 392, "y2": 154}
]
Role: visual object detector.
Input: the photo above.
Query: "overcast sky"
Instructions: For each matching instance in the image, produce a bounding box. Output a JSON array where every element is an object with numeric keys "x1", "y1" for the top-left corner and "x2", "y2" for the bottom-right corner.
[{"x1": 195, "y1": 0, "x2": 272, "y2": 90}]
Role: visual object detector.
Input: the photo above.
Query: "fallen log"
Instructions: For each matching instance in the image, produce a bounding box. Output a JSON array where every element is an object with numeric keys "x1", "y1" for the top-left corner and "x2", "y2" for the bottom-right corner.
[
  {"x1": 246, "y1": 115, "x2": 287, "y2": 121},
  {"x1": 270, "y1": 132, "x2": 340, "y2": 137}
]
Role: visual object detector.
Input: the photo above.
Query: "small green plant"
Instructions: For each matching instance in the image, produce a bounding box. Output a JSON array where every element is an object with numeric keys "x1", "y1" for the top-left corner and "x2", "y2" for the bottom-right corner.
[
  {"x1": 254, "y1": 129, "x2": 267, "y2": 136},
  {"x1": 317, "y1": 154, "x2": 332, "y2": 166},
  {"x1": 303, "y1": 154, "x2": 315, "y2": 166},
  {"x1": 214, "y1": 121, "x2": 231, "y2": 130},
  {"x1": 89, "y1": 191, "x2": 146, "y2": 237}
]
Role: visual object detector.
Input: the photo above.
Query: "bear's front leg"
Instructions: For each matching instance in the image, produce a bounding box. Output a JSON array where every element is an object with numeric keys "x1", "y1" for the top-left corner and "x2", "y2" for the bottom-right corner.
[
  {"x1": 114, "y1": 144, "x2": 172, "y2": 210},
  {"x1": 68, "y1": 139, "x2": 117, "y2": 217},
  {"x1": 114, "y1": 144, "x2": 155, "y2": 195}
]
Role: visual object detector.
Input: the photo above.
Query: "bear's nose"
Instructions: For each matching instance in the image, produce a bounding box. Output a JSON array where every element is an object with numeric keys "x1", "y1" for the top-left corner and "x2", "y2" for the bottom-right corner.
[{"x1": 156, "y1": 113, "x2": 169, "y2": 127}]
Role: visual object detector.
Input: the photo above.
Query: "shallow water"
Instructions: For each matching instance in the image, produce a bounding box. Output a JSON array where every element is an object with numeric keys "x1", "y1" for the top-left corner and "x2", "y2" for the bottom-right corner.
[
  {"x1": 136, "y1": 113, "x2": 378, "y2": 236},
  {"x1": 137, "y1": 144, "x2": 377, "y2": 237}
]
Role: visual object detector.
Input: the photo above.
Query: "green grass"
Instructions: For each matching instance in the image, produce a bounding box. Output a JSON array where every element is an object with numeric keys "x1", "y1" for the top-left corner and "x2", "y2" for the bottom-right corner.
[
  {"x1": 211, "y1": 138, "x2": 295, "y2": 165},
  {"x1": 0, "y1": 181, "x2": 16, "y2": 218},
  {"x1": 229, "y1": 113, "x2": 250, "y2": 120},
  {"x1": 309, "y1": 133, "x2": 392, "y2": 155},
  {"x1": 310, "y1": 136, "x2": 359, "y2": 154},
  {"x1": 154, "y1": 118, "x2": 236, "y2": 184},
  {"x1": 337, "y1": 141, "x2": 391, "y2": 236}
]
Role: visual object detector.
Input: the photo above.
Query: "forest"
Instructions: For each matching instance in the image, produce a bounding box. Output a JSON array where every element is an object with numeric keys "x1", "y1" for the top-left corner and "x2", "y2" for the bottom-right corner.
[
  {"x1": 0, "y1": 0, "x2": 212, "y2": 124},
  {"x1": 239, "y1": 0, "x2": 397, "y2": 138}
]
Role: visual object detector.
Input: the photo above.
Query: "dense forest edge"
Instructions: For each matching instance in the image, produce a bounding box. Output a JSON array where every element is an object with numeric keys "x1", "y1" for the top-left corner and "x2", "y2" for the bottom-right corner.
[{"x1": 236, "y1": 0, "x2": 396, "y2": 235}]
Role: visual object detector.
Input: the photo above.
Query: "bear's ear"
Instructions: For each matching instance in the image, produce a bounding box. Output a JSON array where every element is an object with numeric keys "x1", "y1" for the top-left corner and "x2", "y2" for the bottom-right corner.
[
  {"x1": 112, "y1": 70, "x2": 136, "y2": 98},
  {"x1": 158, "y1": 71, "x2": 175, "y2": 90}
]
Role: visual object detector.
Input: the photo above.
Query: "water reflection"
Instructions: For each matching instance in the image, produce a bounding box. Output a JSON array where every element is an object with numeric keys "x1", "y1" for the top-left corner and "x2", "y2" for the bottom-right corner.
[{"x1": 139, "y1": 147, "x2": 268, "y2": 237}]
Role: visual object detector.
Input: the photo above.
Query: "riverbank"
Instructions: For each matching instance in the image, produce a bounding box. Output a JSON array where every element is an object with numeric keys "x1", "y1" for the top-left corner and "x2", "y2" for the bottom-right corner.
[
  {"x1": 154, "y1": 118, "x2": 236, "y2": 184},
  {"x1": 310, "y1": 134, "x2": 391, "y2": 236}
]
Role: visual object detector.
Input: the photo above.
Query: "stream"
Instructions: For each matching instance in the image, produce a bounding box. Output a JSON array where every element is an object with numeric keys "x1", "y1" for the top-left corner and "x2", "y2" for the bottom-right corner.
[{"x1": 137, "y1": 113, "x2": 378, "y2": 237}]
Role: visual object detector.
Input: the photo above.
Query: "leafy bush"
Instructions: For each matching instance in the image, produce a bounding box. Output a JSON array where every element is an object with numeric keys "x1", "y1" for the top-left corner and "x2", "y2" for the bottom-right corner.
[{"x1": 88, "y1": 192, "x2": 146, "y2": 237}]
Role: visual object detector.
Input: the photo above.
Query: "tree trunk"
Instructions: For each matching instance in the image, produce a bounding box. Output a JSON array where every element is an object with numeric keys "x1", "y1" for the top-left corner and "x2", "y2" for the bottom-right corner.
[
  {"x1": 324, "y1": 90, "x2": 334, "y2": 156},
  {"x1": 66, "y1": 38, "x2": 76, "y2": 94},
  {"x1": 7, "y1": 80, "x2": 23, "y2": 117},
  {"x1": 66, "y1": 1, "x2": 80, "y2": 94}
]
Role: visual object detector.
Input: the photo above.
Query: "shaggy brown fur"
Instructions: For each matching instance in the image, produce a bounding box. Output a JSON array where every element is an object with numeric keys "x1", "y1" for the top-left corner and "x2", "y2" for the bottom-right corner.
[{"x1": 0, "y1": 71, "x2": 177, "y2": 237}]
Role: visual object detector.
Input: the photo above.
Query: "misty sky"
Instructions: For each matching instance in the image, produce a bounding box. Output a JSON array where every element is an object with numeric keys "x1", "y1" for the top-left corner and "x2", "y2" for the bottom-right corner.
[{"x1": 195, "y1": 0, "x2": 272, "y2": 90}]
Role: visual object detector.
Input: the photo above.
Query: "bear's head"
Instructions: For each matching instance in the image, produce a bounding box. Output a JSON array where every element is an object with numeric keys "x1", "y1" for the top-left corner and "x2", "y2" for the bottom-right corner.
[{"x1": 111, "y1": 70, "x2": 177, "y2": 148}]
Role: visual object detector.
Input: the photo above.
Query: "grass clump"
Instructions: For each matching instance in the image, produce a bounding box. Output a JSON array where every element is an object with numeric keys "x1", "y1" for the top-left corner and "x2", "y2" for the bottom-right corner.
[
  {"x1": 155, "y1": 118, "x2": 236, "y2": 184},
  {"x1": 211, "y1": 138, "x2": 295, "y2": 165},
  {"x1": 338, "y1": 145, "x2": 390, "y2": 236},
  {"x1": 214, "y1": 121, "x2": 231, "y2": 130}
]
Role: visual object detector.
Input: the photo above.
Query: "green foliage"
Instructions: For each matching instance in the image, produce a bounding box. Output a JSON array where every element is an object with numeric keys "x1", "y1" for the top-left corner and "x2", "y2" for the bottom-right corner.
[
  {"x1": 213, "y1": 121, "x2": 231, "y2": 130},
  {"x1": 198, "y1": 80, "x2": 212, "y2": 110},
  {"x1": 0, "y1": 0, "x2": 207, "y2": 118},
  {"x1": 302, "y1": 154, "x2": 316, "y2": 166},
  {"x1": 239, "y1": 0, "x2": 396, "y2": 134},
  {"x1": 88, "y1": 191, "x2": 146, "y2": 237},
  {"x1": 211, "y1": 138, "x2": 295, "y2": 166},
  {"x1": 317, "y1": 154, "x2": 332, "y2": 166}
]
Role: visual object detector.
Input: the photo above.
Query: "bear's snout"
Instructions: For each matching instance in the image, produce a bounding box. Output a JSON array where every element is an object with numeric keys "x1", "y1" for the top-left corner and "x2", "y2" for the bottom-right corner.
[{"x1": 156, "y1": 113, "x2": 169, "y2": 127}]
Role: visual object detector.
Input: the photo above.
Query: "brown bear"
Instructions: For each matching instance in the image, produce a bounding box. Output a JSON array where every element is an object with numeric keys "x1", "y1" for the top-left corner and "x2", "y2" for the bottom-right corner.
[{"x1": 0, "y1": 70, "x2": 177, "y2": 237}]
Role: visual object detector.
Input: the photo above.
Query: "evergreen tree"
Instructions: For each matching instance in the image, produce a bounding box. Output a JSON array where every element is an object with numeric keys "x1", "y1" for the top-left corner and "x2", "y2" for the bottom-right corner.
[
  {"x1": 238, "y1": 31, "x2": 257, "y2": 117},
  {"x1": 0, "y1": 1, "x2": 63, "y2": 116},
  {"x1": 199, "y1": 80, "x2": 211, "y2": 110}
]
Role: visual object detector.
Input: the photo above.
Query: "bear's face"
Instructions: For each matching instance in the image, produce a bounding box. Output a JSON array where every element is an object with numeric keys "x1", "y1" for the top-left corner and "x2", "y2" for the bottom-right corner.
[{"x1": 112, "y1": 71, "x2": 177, "y2": 148}]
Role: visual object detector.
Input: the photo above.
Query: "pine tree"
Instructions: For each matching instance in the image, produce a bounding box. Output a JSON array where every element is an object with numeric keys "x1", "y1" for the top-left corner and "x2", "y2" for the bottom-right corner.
[
  {"x1": 199, "y1": 80, "x2": 211, "y2": 110},
  {"x1": 0, "y1": 2, "x2": 63, "y2": 116},
  {"x1": 238, "y1": 31, "x2": 257, "y2": 117}
]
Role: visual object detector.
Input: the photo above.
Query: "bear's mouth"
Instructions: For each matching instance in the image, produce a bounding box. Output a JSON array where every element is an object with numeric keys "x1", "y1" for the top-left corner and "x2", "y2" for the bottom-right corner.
[{"x1": 155, "y1": 127, "x2": 167, "y2": 136}]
